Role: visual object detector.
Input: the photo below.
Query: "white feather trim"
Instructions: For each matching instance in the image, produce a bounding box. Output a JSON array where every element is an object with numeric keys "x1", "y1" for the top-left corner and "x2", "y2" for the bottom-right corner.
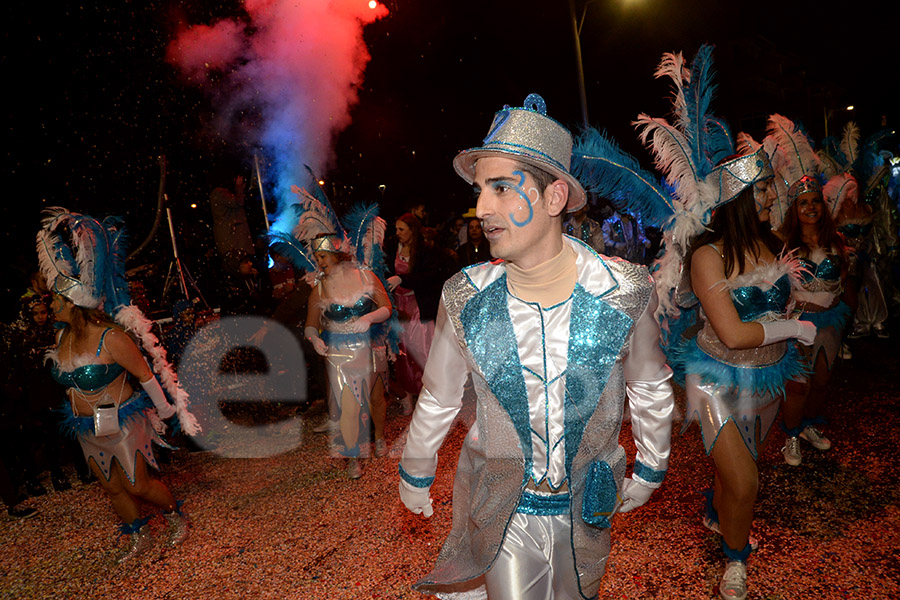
[{"x1": 115, "y1": 304, "x2": 202, "y2": 436}]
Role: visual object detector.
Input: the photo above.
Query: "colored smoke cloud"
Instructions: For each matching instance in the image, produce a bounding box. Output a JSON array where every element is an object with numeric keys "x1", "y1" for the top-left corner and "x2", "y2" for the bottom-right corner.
[{"x1": 167, "y1": 0, "x2": 388, "y2": 220}]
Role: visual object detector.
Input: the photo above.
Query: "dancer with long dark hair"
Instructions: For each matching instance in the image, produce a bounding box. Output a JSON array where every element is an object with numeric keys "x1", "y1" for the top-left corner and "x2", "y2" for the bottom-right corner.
[{"x1": 37, "y1": 209, "x2": 200, "y2": 562}]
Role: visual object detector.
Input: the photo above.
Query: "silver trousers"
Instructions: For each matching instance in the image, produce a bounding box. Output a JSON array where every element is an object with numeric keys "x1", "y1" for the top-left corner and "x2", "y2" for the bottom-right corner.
[{"x1": 484, "y1": 512, "x2": 581, "y2": 600}]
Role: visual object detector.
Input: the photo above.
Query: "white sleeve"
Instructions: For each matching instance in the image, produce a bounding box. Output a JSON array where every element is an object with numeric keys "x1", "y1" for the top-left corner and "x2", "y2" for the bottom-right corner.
[
  {"x1": 622, "y1": 286, "x2": 674, "y2": 489},
  {"x1": 399, "y1": 298, "x2": 468, "y2": 487}
]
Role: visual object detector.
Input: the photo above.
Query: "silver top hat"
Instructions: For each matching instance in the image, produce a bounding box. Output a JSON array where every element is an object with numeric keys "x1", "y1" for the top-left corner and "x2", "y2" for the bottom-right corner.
[
  {"x1": 453, "y1": 94, "x2": 587, "y2": 212},
  {"x1": 707, "y1": 146, "x2": 774, "y2": 210}
]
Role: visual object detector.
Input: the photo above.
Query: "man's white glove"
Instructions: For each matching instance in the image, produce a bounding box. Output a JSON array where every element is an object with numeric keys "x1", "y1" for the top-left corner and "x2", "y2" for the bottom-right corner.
[
  {"x1": 761, "y1": 319, "x2": 816, "y2": 346},
  {"x1": 399, "y1": 479, "x2": 433, "y2": 517},
  {"x1": 141, "y1": 376, "x2": 176, "y2": 419},
  {"x1": 618, "y1": 477, "x2": 656, "y2": 513}
]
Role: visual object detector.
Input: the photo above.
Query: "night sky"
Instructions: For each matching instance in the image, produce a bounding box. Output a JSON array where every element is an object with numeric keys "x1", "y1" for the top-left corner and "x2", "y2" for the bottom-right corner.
[{"x1": 3, "y1": 0, "x2": 894, "y2": 314}]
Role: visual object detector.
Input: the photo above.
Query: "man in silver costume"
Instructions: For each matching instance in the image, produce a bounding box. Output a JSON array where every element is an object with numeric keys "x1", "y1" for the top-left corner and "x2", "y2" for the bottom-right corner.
[{"x1": 398, "y1": 94, "x2": 674, "y2": 600}]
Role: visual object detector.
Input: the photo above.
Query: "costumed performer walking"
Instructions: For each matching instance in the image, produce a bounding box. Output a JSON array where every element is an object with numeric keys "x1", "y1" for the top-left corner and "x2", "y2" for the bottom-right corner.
[
  {"x1": 37, "y1": 208, "x2": 201, "y2": 563},
  {"x1": 398, "y1": 93, "x2": 674, "y2": 599},
  {"x1": 635, "y1": 50, "x2": 815, "y2": 600},
  {"x1": 270, "y1": 184, "x2": 393, "y2": 479}
]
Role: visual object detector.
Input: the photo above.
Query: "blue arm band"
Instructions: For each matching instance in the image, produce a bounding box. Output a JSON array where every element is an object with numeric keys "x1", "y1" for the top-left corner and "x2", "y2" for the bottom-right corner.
[{"x1": 398, "y1": 464, "x2": 434, "y2": 488}]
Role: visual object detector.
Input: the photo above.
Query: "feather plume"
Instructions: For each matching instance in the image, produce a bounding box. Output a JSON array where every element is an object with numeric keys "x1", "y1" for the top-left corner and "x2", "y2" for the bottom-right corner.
[
  {"x1": 572, "y1": 128, "x2": 675, "y2": 228},
  {"x1": 817, "y1": 149, "x2": 843, "y2": 179},
  {"x1": 654, "y1": 51, "x2": 689, "y2": 131},
  {"x1": 342, "y1": 202, "x2": 382, "y2": 266},
  {"x1": 635, "y1": 114, "x2": 702, "y2": 211},
  {"x1": 268, "y1": 230, "x2": 317, "y2": 274},
  {"x1": 736, "y1": 132, "x2": 761, "y2": 156},
  {"x1": 682, "y1": 44, "x2": 720, "y2": 176},
  {"x1": 840, "y1": 122, "x2": 860, "y2": 168},
  {"x1": 766, "y1": 114, "x2": 821, "y2": 183},
  {"x1": 823, "y1": 172, "x2": 859, "y2": 218}
]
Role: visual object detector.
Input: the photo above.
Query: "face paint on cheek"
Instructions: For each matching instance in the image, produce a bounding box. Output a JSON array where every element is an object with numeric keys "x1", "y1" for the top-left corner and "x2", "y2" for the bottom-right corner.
[{"x1": 508, "y1": 170, "x2": 540, "y2": 228}]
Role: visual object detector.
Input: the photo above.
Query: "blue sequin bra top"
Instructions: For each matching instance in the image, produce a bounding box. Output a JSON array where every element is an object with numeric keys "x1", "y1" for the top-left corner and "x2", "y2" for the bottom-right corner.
[
  {"x1": 730, "y1": 274, "x2": 792, "y2": 322},
  {"x1": 798, "y1": 256, "x2": 841, "y2": 284},
  {"x1": 50, "y1": 328, "x2": 126, "y2": 392},
  {"x1": 323, "y1": 295, "x2": 377, "y2": 322}
]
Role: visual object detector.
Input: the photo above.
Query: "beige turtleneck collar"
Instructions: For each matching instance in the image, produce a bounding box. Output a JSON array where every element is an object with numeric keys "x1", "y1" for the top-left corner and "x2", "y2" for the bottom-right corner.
[{"x1": 506, "y1": 243, "x2": 577, "y2": 308}]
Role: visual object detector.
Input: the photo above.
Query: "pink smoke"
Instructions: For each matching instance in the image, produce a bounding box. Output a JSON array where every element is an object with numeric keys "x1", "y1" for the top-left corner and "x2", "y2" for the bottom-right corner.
[{"x1": 166, "y1": 0, "x2": 388, "y2": 218}]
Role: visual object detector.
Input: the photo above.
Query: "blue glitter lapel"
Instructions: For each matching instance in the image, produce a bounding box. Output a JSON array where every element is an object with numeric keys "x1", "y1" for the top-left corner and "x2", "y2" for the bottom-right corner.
[
  {"x1": 461, "y1": 274, "x2": 532, "y2": 475},
  {"x1": 564, "y1": 283, "x2": 633, "y2": 473}
]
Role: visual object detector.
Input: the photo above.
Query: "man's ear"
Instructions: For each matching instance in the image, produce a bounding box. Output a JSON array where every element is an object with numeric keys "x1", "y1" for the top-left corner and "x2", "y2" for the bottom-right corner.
[{"x1": 545, "y1": 180, "x2": 569, "y2": 218}]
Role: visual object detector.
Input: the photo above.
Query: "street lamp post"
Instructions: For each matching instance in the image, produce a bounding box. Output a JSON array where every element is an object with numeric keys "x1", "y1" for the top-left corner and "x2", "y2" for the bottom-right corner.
[{"x1": 569, "y1": 0, "x2": 591, "y2": 127}]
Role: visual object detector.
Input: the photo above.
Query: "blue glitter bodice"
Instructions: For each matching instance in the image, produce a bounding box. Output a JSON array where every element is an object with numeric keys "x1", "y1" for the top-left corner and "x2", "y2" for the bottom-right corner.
[
  {"x1": 839, "y1": 222, "x2": 871, "y2": 238},
  {"x1": 798, "y1": 256, "x2": 841, "y2": 284},
  {"x1": 730, "y1": 274, "x2": 791, "y2": 322},
  {"x1": 51, "y1": 362, "x2": 126, "y2": 392},
  {"x1": 323, "y1": 296, "x2": 377, "y2": 322}
]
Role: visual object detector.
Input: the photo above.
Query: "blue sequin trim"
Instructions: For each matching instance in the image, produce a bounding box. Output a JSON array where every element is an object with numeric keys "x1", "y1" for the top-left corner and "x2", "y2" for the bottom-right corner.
[
  {"x1": 461, "y1": 274, "x2": 533, "y2": 474},
  {"x1": 678, "y1": 338, "x2": 808, "y2": 397},
  {"x1": 801, "y1": 301, "x2": 851, "y2": 331},
  {"x1": 633, "y1": 460, "x2": 666, "y2": 484},
  {"x1": 398, "y1": 464, "x2": 434, "y2": 488},
  {"x1": 320, "y1": 322, "x2": 387, "y2": 347},
  {"x1": 516, "y1": 490, "x2": 571, "y2": 516},
  {"x1": 582, "y1": 460, "x2": 618, "y2": 528},
  {"x1": 117, "y1": 515, "x2": 151, "y2": 537},
  {"x1": 57, "y1": 391, "x2": 153, "y2": 439},
  {"x1": 565, "y1": 283, "x2": 632, "y2": 474}
]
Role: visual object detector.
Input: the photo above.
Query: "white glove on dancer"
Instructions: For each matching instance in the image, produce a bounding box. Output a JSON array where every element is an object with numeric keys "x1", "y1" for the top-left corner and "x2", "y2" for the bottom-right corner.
[
  {"x1": 618, "y1": 477, "x2": 656, "y2": 513},
  {"x1": 141, "y1": 376, "x2": 176, "y2": 419},
  {"x1": 761, "y1": 319, "x2": 816, "y2": 346},
  {"x1": 399, "y1": 479, "x2": 434, "y2": 517}
]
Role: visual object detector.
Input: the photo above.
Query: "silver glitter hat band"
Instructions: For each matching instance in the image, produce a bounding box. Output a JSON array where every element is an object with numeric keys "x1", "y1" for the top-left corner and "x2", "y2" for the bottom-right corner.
[
  {"x1": 708, "y1": 146, "x2": 774, "y2": 209},
  {"x1": 787, "y1": 175, "x2": 822, "y2": 204},
  {"x1": 309, "y1": 234, "x2": 344, "y2": 254},
  {"x1": 453, "y1": 94, "x2": 587, "y2": 212}
]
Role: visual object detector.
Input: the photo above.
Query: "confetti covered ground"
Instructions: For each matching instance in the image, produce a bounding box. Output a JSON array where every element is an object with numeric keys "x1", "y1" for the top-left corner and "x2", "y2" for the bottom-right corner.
[{"x1": 2, "y1": 334, "x2": 898, "y2": 600}]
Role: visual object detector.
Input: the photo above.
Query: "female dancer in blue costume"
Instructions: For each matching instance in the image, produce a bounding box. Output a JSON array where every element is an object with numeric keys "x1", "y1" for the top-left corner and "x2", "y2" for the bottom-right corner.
[
  {"x1": 48, "y1": 291, "x2": 189, "y2": 562},
  {"x1": 304, "y1": 234, "x2": 391, "y2": 479},
  {"x1": 38, "y1": 208, "x2": 199, "y2": 563},
  {"x1": 777, "y1": 176, "x2": 850, "y2": 465},
  {"x1": 683, "y1": 159, "x2": 815, "y2": 599}
]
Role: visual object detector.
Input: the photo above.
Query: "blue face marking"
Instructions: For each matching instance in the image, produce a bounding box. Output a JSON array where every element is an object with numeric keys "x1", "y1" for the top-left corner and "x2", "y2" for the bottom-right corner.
[{"x1": 508, "y1": 170, "x2": 534, "y2": 228}]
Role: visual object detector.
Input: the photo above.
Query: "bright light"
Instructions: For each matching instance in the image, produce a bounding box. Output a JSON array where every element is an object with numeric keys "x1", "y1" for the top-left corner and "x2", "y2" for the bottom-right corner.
[
  {"x1": 846, "y1": 105, "x2": 855, "y2": 111},
  {"x1": 368, "y1": 1, "x2": 377, "y2": 9},
  {"x1": 190, "y1": 203, "x2": 197, "y2": 208},
  {"x1": 318, "y1": 179, "x2": 325, "y2": 186}
]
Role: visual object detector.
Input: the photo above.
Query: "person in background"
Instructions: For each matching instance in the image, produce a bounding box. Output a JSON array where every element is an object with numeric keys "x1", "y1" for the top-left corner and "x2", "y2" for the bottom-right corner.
[
  {"x1": 562, "y1": 202, "x2": 605, "y2": 255},
  {"x1": 456, "y1": 218, "x2": 494, "y2": 268},
  {"x1": 777, "y1": 177, "x2": 850, "y2": 465},
  {"x1": 385, "y1": 214, "x2": 445, "y2": 415},
  {"x1": 602, "y1": 209, "x2": 651, "y2": 263}
]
